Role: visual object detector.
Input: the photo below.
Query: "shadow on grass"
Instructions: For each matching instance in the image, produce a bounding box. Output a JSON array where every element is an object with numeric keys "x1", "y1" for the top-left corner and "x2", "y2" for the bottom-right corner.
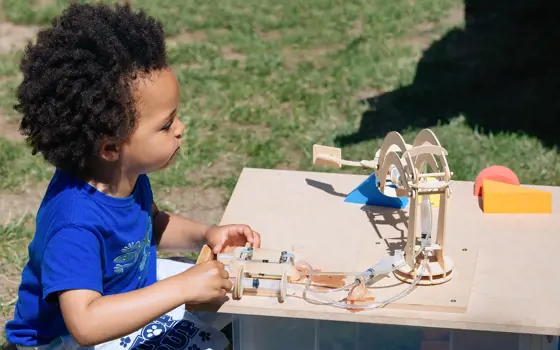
[
  {"x1": 0, "y1": 341, "x2": 17, "y2": 350},
  {"x1": 336, "y1": 0, "x2": 560, "y2": 149}
]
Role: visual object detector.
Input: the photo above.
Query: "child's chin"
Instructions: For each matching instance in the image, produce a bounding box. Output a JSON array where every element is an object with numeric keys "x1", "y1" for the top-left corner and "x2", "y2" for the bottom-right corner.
[
  {"x1": 160, "y1": 153, "x2": 179, "y2": 169},
  {"x1": 158, "y1": 160, "x2": 174, "y2": 170}
]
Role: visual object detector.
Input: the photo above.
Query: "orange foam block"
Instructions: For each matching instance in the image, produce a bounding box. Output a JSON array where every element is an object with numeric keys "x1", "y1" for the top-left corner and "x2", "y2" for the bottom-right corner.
[
  {"x1": 474, "y1": 165, "x2": 520, "y2": 196},
  {"x1": 482, "y1": 179, "x2": 552, "y2": 214}
]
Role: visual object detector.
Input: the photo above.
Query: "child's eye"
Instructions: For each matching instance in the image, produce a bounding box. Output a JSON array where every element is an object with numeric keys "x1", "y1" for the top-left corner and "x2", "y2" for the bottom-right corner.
[{"x1": 161, "y1": 119, "x2": 173, "y2": 131}]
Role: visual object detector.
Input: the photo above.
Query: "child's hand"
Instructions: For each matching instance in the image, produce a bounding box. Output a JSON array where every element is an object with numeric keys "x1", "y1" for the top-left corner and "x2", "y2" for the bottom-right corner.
[
  {"x1": 205, "y1": 224, "x2": 261, "y2": 254},
  {"x1": 181, "y1": 260, "x2": 232, "y2": 304}
]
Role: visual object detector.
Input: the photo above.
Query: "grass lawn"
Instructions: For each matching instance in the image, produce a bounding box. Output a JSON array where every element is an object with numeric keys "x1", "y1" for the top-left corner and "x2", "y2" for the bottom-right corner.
[{"x1": 2, "y1": 0, "x2": 560, "y2": 346}]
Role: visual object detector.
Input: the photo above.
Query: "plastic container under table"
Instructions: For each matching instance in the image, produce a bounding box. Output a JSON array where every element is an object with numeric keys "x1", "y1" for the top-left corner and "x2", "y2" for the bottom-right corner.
[{"x1": 231, "y1": 314, "x2": 558, "y2": 350}]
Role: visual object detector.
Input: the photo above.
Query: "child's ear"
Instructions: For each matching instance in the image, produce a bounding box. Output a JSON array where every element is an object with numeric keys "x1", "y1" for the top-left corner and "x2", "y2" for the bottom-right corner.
[{"x1": 98, "y1": 139, "x2": 121, "y2": 162}]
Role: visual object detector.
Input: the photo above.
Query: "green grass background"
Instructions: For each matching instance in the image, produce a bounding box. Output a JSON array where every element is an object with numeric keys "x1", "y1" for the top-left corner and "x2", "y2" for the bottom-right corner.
[{"x1": 1, "y1": 0, "x2": 559, "y2": 346}]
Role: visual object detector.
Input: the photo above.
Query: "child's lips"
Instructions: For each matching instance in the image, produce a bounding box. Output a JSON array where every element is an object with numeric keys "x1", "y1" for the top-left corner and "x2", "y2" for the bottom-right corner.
[{"x1": 171, "y1": 146, "x2": 180, "y2": 158}]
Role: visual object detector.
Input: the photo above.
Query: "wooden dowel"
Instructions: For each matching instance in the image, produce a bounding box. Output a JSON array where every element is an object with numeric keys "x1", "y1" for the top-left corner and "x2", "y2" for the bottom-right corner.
[
  {"x1": 418, "y1": 171, "x2": 454, "y2": 178},
  {"x1": 316, "y1": 155, "x2": 377, "y2": 169},
  {"x1": 416, "y1": 189, "x2": 447, "y2": 195}
]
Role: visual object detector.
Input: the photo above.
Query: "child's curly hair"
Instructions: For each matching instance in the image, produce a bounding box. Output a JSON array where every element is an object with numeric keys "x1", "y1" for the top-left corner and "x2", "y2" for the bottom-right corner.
[{"x1": 16, "y1": 2, "x2": 168, "y2": 176}]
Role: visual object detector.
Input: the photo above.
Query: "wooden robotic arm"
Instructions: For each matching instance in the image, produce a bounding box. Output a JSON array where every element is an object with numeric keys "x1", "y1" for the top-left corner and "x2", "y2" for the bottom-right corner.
[
  {"x1": 188, "y1": 129, "x2": 456, "y2": 311},
  {"x1": 312, "y1": 128, "x2": 455, "y2": 285}
]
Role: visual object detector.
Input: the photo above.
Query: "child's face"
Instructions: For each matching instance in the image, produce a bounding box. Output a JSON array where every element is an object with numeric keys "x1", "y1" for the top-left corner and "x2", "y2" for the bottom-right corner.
[{"x1": 119, "y1": 67, "x2": 185, "y2": 175}]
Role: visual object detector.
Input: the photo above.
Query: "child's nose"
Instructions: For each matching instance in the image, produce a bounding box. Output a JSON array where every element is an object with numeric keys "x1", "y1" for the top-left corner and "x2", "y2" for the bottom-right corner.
[{"x1": 175, "y1": 120, "x2": 185, "y2": 138}]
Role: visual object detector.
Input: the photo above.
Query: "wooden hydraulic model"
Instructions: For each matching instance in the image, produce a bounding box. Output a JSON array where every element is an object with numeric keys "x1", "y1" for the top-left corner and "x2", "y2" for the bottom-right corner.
[{"x1": 196, "y1": 128, "x2": 455, "y2": 310}]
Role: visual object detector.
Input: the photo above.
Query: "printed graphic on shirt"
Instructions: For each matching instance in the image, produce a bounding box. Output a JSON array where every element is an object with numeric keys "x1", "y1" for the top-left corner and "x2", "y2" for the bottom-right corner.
[
  {"x1": 113, "y1": 216, "x2": 152, "y2": 281},
  {"x1": 118, "y1": 314, "x2": 214, "y2": 350}
]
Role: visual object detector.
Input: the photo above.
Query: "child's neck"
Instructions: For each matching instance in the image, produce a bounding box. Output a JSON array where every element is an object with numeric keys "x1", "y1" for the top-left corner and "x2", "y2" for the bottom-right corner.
[{"x1": 85, "y1": 166, "x2": 139, "y2": 198}]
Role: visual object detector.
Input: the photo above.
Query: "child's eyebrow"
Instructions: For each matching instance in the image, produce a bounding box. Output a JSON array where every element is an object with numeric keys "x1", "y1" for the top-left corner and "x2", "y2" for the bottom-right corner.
[{"x1": 163, "y1": 108, "x2": 177, "y2": 122}]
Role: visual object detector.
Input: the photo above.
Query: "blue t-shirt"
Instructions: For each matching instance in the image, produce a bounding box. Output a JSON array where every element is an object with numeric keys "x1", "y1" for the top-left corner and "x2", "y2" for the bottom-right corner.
[{"x1": 5, "y1": 169, "x2": 158, "y2": 346}]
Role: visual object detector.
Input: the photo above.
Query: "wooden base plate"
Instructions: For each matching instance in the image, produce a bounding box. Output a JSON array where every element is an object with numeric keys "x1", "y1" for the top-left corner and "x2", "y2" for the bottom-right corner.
[
  {"x1": 219, "y1": 169, "x2": 481, "y2": 314},
  {"x1": 394, "y1": 255, "x2": 455, "y2": 286}
]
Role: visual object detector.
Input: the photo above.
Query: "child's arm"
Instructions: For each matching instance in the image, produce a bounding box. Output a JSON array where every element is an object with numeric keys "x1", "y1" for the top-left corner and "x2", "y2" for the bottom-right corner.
[
  {"x1": 43, "y1": 226, "x2": 232, "y2": 347},
  {"x1": 58, "y1": 260, "x2": 231, "y2": 347},
  {"x1": 151, "y1": 202, "x2": 210, "y2": 252},
  {"x1": 151, "y1": 201, "x2": 261, "y2": 253}
]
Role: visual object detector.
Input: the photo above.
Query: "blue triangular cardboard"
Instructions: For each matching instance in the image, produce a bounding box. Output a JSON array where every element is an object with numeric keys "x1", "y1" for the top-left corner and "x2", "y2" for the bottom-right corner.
[{"x1": 344, "y1": 173, "x2": 409, "y2": 209}]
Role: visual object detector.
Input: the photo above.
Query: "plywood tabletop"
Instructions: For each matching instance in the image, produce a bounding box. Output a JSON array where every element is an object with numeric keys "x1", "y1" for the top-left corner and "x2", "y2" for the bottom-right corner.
[{"x1": 215, "y1": 167, "x2": 560, "y2": 336}]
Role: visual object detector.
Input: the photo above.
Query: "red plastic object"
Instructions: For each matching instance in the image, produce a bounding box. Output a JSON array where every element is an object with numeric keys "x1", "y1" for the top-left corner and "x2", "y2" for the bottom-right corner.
[{"x1": 474, "y1": 165, "x2": 520, "y2": 196}]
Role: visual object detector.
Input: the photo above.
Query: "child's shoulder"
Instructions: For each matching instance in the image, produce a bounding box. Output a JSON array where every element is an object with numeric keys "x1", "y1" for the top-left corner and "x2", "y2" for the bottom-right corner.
[{"x1": 36, "y1": 170, "x2": 153, "y2": 237}]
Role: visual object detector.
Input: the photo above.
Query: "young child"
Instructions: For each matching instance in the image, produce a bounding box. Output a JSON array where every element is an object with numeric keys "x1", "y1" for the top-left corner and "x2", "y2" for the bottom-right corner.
[{"x1": 4, "y1": 3, "x2": 260, "y2": 349}]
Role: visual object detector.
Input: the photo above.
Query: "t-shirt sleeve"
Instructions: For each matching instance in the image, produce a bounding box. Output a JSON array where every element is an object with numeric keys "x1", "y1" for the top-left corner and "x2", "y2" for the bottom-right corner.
[{"x1": 41, "y1": 225, "x2": 104, "y2": 303}]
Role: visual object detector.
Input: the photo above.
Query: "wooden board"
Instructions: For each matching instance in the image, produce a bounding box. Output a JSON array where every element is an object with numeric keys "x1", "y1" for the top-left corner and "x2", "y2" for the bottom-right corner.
[{"x1": 214, "y1": 168, "x2": 560, "y2": 336}]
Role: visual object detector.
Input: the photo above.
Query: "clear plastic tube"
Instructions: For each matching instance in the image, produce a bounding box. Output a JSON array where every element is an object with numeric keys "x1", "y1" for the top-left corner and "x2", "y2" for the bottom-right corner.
[
  {"x1": 294, "y1": 232, "x2": 431, "y2": 296},
  {"x1": 288, "y1": 195, "x2": 433, "y2": 309},
  {"x1": 225, "y1": 191, "x2": 434, "y2": 310},
  {"x1": 288, "y1": 245, "x2": 429, "y2": 309},
  {"x1": 217, "y1": 253, "x2": 236, "y2": 261},
  {"x1": 390, "y1": 166, "x2": 401, "y2": 186},
  {"x1": 297, "y1": 278, "x2": 360, "y2": 295},
  {"x1": 291, "y1": 255, "x2": 428, "y2": 309}
]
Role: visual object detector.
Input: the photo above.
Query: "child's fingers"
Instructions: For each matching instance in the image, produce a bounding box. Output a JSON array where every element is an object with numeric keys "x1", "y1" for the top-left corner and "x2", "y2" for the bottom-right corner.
[
  {"x1": 234, "y1": 224, "x2": 255, "y2": 244},
  {"x1": 252, "y1": 231, "x2": 261, "y2": 248}
]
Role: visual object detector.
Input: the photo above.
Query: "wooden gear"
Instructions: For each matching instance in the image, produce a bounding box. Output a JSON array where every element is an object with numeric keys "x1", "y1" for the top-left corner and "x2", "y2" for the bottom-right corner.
[{"x1": 313, "y1": 128, "x2": 455, "y2": 285}]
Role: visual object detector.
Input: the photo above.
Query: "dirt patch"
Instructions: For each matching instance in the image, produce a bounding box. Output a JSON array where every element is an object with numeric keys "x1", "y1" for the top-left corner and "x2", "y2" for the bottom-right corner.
[
  {"x1": 186, "y1": 151, "x2": 247, "y2": 185},
  {"x1": 244, "y1": 95, "x2": 267, "y2": 107},
  {"x1": 154, "y1": 187, "x2": 227, "y2": 226},
  {"x1": 393, "y1": 5, "x2": 465, "y2": 51},
  {"x1": 396, "y1": 29, "x2": 437, "y2": 52},
  {"x1": 1, "y1": 270, "x2": 21, "y2": 297},
  {"x1": 354, "y1": 89, "x2": 383, "y2": 102},
  {"x1": 220, "y1": 121, "x2": 270, "y2": 141},
  {"x1": 282, "y1": 44, "x2": 345, "y2": 70},
  {"x1": 233, "y1": 95, "x2": 270, "y2": 111},
  {"x1": 257, "y1": 28, "x2": 301, "y2": 42},
  {"x1": 197, "y1": 118, "x2": 269, "y2": 140},
  {"x1": 1, "y1": 274, "x2": 21, "y2": 338},
  {"x1": 274, "y1": 153, "x2": 300, "y2": 170},
  {"x1": 166, "y1": 28, "x2": 229, "y2": 48},
  {"x1": 349, "y1": 17, "x2": 363, "y2": 37},
  {"x1": 167, "y1": 30, "x2": 207, "y2": 47},
  {"x1": 237, "y1": 124, "x2": 269, "y2": 139},
  {"x1": 33, "y1": 0, "x2": 55, "y2": 9},
  {"x1": 259, "y1": 29, "x2": 283, "y2": 41},
  {"x1": 443, "y1": 6, "x2": 465, "y2": 28},
  {"x1": 274, "y1": 137, "x2": 303, "y2": 170},
  {"x1": 0, "y1": 183, "x2": 47, "y2": 226},
  {"x1": 0, "y1": 22, "x2": 39, "y2": 55},
  {"x1": 0, "y1": 113, "x2": 23, "y2": 142},
  {"x1": 220, "y1": 46, "x2": 246, "y2": 62}
]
